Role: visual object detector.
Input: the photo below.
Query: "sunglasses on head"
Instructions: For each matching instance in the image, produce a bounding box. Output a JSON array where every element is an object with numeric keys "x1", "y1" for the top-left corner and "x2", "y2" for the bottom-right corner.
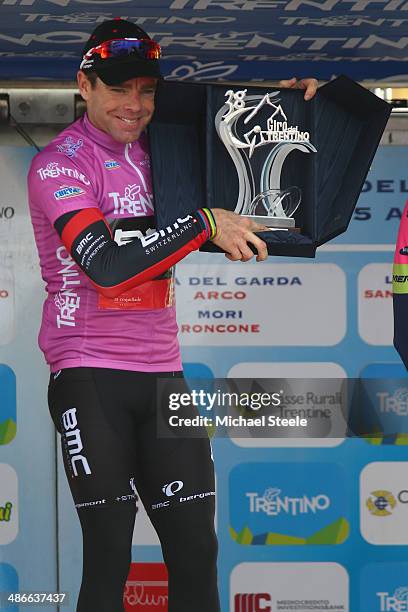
[{"x1": 80, "y1": 37, "x2": 161, "y2": 69}]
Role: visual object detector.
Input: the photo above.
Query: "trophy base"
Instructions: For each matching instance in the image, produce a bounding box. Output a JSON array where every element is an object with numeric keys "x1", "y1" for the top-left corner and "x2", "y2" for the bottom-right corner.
[{"x1": 241, "y1": 215, "x2": 296, "y2": 229}]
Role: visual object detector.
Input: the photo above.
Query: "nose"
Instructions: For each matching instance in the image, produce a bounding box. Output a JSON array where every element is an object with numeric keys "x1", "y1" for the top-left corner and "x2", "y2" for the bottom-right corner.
[{"x1": 124, "y1": 90, "x2": 143, "y2": 114}]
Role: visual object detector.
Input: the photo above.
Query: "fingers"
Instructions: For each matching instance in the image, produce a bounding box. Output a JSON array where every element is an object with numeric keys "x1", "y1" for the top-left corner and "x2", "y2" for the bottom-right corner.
[
  {"x1": 240, "y1": 242, "x2": 257, "y2": 262},
  {"x1": 224, "y1": 233, "x2": 268, "y2": 263},
  {"x1": 300, "y1": 78, "x2": 318, "y2": 100},
  {"x1": 239, "y1": 217, "x2": 269, "y2": 234},
  {"x1": 279, "y1": 77, "x2": 318, "y2": 100},
  {"x1": 254, "y1": 224, "x2": 269, "y2": 232},
  {"x1": 225, "y1": 249, "x2": 242, "y2": 262},
  {"x1": 224, "y1": 230, "x2": 267, "y2": 262},
  {"x1": 224, "y1": 245, "x2": 256, "y2": 262},
  {"x1": 247, "y1": 233, "x2": 268, "y2": 262},
  {"x1": 279, "y1": 77, "x2": 297, "y2": 89},
  {"x1": 241, "y1": 222, "x2": 269, "y2": 261},
  {"x1": 209, "y1": 208, "x2": 268, "y2": 262}
]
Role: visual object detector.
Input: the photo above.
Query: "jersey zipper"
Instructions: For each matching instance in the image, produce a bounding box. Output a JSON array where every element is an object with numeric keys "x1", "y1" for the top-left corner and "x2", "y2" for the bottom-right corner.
[{"x1": 124, "y1": 142, "x2": 148, "y2": 192}]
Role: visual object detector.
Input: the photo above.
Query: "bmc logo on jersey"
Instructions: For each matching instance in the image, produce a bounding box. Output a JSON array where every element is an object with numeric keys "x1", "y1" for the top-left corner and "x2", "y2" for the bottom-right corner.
[
  {"x1": 54, "y1": 186, "x2": 85, "y2": 201},
  {"x1": 234, "y1": 593, "x2": 272, "y2": 612}
]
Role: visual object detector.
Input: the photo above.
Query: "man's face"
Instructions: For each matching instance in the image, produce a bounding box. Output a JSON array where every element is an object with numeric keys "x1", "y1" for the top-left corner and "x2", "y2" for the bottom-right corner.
[{"x1": 77, "y1": 71, "x2": 157, "y2": 143}]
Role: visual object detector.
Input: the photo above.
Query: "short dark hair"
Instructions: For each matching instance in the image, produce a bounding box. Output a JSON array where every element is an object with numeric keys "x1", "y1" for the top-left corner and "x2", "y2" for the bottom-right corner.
[{"x1": 83, "y1": 70, "x2": 98, "y2": 89}]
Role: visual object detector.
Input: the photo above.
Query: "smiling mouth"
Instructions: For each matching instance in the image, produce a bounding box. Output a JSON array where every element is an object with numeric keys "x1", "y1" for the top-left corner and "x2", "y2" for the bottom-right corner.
[{"x1": 118, "y1": 116, "x2": 139, "y2": 125}]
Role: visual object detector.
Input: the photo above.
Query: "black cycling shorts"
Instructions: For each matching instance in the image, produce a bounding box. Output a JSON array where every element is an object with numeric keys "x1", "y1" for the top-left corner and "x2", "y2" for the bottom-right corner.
[{"x1": 48, "y1": 368, "x2": 215, "y2": 515}]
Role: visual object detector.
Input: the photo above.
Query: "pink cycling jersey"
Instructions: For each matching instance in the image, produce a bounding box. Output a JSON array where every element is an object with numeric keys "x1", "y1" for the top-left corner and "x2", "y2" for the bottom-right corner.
[{"x1": 28, "y1": 112, "x2": 182, "y2": 373}]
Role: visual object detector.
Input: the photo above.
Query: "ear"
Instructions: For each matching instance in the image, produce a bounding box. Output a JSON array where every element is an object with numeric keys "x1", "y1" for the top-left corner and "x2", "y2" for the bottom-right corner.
[{"x1": 77, "y1": 70, "x2": 92, "y2": 101}]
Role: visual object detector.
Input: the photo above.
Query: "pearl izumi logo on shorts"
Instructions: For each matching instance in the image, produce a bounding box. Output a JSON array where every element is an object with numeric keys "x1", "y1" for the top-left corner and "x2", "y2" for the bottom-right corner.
[
  {"x1": 61, "y1": 408, "x2": 91, "y2": 477},
  {"x1": 162, "y1": 481, "x2": 184, "y2": 497}
]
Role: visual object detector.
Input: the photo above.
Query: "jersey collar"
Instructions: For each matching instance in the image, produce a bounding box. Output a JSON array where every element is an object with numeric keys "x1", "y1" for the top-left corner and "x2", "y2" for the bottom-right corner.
[{"x1": 82, "y1": 112, "x2": 133, "y2": 154}]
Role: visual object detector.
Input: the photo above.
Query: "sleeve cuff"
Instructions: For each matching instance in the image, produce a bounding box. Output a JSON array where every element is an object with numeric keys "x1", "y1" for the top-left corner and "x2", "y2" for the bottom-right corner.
[{"x1": 199, "y1": 208, "x2": 217, "y2": 239}]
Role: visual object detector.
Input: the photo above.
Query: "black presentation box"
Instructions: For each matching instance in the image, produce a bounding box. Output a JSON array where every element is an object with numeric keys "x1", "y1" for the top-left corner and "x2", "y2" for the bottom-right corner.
[{"x1": 148, "y1": 76, "x2": 391, "y2": 258}]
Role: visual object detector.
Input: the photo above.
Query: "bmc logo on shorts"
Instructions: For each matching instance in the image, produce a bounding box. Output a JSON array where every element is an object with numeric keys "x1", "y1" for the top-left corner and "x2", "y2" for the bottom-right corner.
[
  {"x1": 162, "y1": 481, "x2": 184, "y2": 497},
  {"x1": 54, "y1": 186, "x2": 85, "y2": 201},
  {"x1": 62, "y1": 408, "x2": 91, "y2": 477},
  {"x1": 235, "y1": 593, "x2": 272, "y2": 612}
]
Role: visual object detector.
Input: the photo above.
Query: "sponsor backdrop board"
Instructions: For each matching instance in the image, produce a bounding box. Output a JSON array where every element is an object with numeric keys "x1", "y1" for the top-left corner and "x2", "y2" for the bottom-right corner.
[
  {"x1": 1, "y1": 141, "x2": 408, "y2": 611},
  {"x1": 1, "y1": 3, "x2": 408, "y2": 82}
]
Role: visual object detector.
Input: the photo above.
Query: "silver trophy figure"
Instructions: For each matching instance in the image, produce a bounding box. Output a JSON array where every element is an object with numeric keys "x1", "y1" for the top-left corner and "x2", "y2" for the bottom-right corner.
[{"x1": 215, "y1": 88, "x2": 317, "y2": 229}]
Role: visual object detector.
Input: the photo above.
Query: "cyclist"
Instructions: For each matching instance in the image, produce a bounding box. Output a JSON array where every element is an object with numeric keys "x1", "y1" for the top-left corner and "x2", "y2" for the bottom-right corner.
[{"x1": 28, "y1": 18, "x2": 318, "y2": 611}]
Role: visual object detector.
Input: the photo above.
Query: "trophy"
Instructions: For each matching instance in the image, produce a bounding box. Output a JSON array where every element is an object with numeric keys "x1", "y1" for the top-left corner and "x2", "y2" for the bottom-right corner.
[
  {"x1": 214, "y1": 88, "x2": 317, "y2": 229},
  {"x1": 149, "y1": 76, "x2": 392, "y2": 257}
]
